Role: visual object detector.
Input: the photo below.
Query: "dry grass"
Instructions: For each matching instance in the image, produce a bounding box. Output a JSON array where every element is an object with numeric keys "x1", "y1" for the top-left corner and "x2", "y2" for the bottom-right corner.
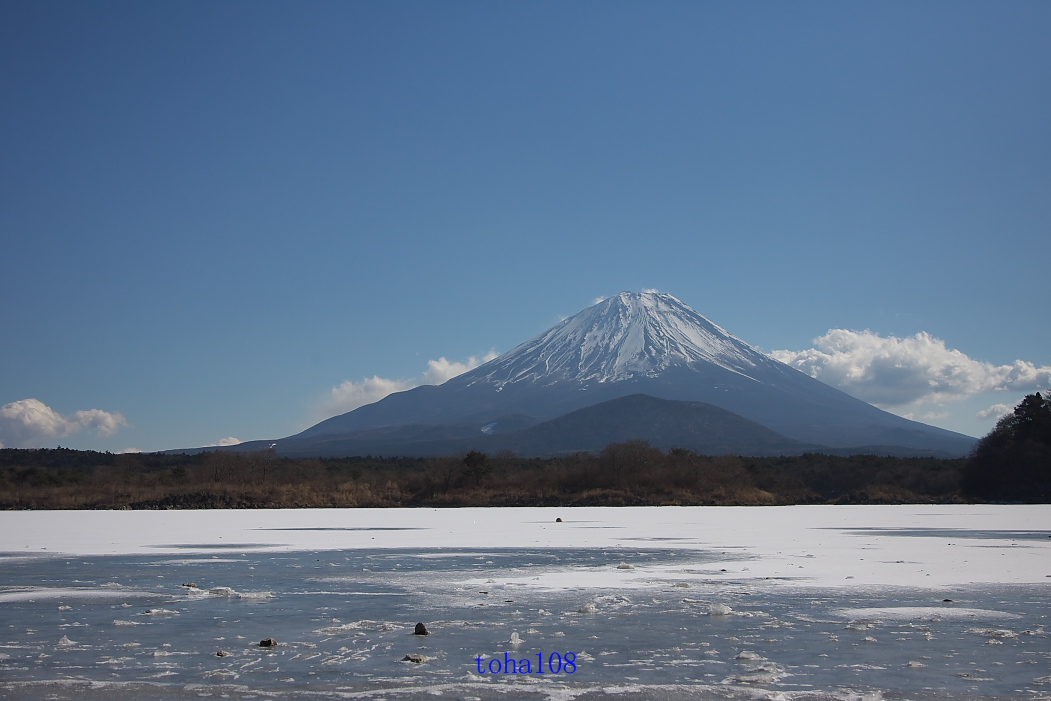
[{"x1": 0, "y1": 444, "x2": 968, "y2": 510}]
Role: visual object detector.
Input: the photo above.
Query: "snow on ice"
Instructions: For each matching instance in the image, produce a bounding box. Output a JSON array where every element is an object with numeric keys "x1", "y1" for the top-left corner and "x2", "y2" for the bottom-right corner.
[{"x1": 0, "y1": 504, "x2": 1048, "y2": 700}]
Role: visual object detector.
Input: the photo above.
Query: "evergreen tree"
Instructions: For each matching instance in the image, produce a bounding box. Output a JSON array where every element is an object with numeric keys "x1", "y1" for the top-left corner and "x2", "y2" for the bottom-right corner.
[
  {"x1": 963, "y1": 392, "x2": 1051, "y2": 502},
  {"x1": 461, "y1": 450, "x2": 493, "y2": 486}
]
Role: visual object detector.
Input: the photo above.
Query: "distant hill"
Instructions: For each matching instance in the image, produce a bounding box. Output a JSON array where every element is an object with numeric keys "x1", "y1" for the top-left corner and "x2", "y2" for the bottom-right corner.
[
  {"x1": 248, "y1": 394, "x2": 813, "y2": 458},
  {"x1": 485, "y1": 394, "x2": 815, "y2": 456}
]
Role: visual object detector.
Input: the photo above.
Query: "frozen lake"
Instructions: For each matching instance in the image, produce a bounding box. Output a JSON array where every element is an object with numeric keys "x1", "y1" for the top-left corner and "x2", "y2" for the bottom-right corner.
[{"x1": 1, "y1": 505, "x2": 1049, "y2": 700}]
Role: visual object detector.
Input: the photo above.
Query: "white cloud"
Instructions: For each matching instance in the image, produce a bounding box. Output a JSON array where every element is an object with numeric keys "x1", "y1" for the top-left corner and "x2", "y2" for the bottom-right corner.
[
  {"x1": 771, "y1": 329, "x2": 1051, "y2": 409},
  {"x1": 0, "y1": 398, "x2": 129, "y2": 448},
  {"x1": 117, "y1": 447, "x2": 144, "y2": 454},
  {"x1": 323, "y1": 376, "x2": 417, "y2": 417},
  {"x1": 921, "y1": 411, "x2": 949, "y2": 421},
  {"x1": 209, "y1": 437, "x2": 243, "y2": 447},
  {"x1": 422, "y1": 352, "x2": 499, "y2": 385},
  {"x1": 68, "y1": 408, "x2": 127, "y2": 438},
  {"x1": 903, "y1": 410, "x2": 949, "y2": 421},
  {"x1": 320, "y1": 351, "x2": 499, "y2": 418},
  {"x1": 977, "y1": 403, "x2": 1013, "y2": 420}
]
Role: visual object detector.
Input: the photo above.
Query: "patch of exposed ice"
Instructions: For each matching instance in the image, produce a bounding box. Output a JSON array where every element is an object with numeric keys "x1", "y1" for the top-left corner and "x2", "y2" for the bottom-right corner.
[
  {"x1": 967, "y1": 627, "x2": 1019, "y2": 638},
  {"x1": 846, "y1": 622, "x2": 875, "y2": 631},
  {"x1": 0, "y1": 586, "x2": 157, "y2": 603},
  {"x1": 237, "y1": 591, "x2": 273, "y2": 600},
  {"x1": 834, "y1": 607, "x2": 1021, "y2": 621},
  {"x1": 730, "y1": 661, "x2": 789, "y2": 684},
  {"x1": 202, "y1": 669, "x2": 239, "y2": 680},
  {"x1": 315, "y1": 620, "x2": 403, "y2": 635}
]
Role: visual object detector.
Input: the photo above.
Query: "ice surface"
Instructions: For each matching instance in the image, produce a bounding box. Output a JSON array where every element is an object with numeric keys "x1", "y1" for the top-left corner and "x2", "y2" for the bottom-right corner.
[
  {"x1": 833, "y1": 606, "x2": 1022, "y2": 621},
  {"x1": 3, "y1": 504, "x2": 1047, "y2": 588},
  {"x1": 0, "y1": 504, "x2": 1048, "y2": 700}
]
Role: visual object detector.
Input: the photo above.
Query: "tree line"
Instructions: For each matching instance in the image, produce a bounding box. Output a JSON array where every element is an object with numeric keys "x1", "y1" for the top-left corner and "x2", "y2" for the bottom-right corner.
[
  {"x1": 0, "y1": 444, "x2": 964, "y2": 509},
  {"x1": 2, "y1": 393, "x2": 1046, "y2": 509}
]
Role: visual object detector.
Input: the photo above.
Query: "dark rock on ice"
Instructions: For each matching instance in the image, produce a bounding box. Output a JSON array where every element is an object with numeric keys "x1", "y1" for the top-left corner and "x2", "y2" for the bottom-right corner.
[
  {"x1": 403, "y1": 653, "x2": 425, "y2": 663},
  {"x1": 259, "y1": 638, "x2": 277, "y2": 647},
  {"x1": 414, "y1": 622, "x2": 429, "y2": 635}
]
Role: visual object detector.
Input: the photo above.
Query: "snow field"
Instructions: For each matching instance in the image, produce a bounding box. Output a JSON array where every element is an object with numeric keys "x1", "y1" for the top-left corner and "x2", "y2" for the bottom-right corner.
[{"x1": 2, "y1": 504, "x2": 1049, "y2": 588}]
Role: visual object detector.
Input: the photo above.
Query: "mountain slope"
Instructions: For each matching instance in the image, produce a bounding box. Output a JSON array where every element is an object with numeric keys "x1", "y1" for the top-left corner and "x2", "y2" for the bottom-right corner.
[
  {"x1": 298, "y1": 292, "x2": 780, "y2": 437},
  {"x1": 251, "y1": 394, "x2": 812, "y2": 458},
  {"x1": 294, "y1": 292, "x2": 974, "y2": 456}
]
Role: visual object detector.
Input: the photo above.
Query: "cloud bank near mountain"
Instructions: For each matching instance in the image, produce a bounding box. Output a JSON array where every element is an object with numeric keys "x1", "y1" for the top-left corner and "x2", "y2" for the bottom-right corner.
[
  {"x1": 319, "y1": 351, "x2": 499, "y2": 418},
  {"x1": 209, "y1": 437, "x2": 242, "y2": 447},
  {"x1": 771, "y1": 330, "x2": 1051, "y2": 409},
  {"x1": 0, "y1": 398, "x2": 128, "y2": 448}
]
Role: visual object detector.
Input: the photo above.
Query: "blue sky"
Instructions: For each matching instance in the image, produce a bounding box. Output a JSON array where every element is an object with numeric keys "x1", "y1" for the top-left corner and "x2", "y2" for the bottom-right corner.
[{"x1": 2, "y1": 1, "x2": 1049, "y2": 452}]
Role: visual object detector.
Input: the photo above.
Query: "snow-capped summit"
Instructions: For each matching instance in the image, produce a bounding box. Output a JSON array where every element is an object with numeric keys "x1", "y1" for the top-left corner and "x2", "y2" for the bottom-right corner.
[{"x1": 467, "y1": 291, "x2": 768, "y2": 387}]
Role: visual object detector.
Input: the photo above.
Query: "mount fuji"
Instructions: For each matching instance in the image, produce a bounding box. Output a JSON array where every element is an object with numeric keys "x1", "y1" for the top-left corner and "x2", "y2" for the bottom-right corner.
[{"x1": 234, "y1": 292, "x2": 977, "y2": 458}]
